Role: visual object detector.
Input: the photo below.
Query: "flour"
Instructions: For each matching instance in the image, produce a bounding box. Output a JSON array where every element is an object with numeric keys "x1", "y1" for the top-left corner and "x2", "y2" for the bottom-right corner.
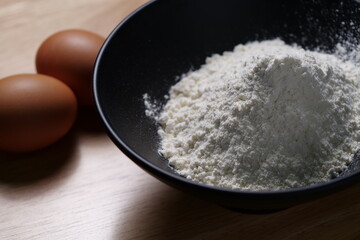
[
  {"x1": 143, "y1": 93, "x2": 162, "y2": 121},
  {"x1": 147, "y1": 39, "x2": 360, "y2": 191}
]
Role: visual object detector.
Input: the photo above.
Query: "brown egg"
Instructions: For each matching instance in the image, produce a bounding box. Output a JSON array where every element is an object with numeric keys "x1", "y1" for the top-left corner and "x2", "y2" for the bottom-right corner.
[
  {"x1": 36, "y1": 29, "x2": 105, "y2": 107},
  {"x1": 0, "y1": 74, "x2": 77, "y2": 152}
]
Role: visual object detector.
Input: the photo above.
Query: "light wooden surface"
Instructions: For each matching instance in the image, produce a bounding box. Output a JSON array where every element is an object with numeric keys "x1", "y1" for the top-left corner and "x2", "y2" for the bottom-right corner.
[{"x1": 1, "y1": 1, "x2": 360, "y2": 239}]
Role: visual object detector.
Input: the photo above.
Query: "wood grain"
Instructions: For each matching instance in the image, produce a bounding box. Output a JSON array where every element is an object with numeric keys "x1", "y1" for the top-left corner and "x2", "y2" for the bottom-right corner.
[{"x1": 0, "y1": 0, "x2": 360, "y2": 239}]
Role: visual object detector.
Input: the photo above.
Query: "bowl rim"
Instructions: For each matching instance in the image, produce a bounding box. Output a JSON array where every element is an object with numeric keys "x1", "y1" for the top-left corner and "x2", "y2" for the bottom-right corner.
[{"x1": 93, "y1": 0, "x2": 360, "y2": 198}]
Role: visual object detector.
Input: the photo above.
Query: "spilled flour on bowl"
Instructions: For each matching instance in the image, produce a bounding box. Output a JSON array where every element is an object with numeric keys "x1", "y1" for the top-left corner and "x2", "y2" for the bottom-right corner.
[{"x1": 145, "y1": 39, "x2": 360, "y2": 190}]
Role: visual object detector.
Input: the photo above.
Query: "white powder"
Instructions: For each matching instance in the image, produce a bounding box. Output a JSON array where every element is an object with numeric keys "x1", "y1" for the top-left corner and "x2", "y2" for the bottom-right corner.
[
  {"x1": 150, "y1": 39, "x2": 360, "y2": 191},
  {"x1": 143, "y1": 93, "x2": 162, "y2": 121}
]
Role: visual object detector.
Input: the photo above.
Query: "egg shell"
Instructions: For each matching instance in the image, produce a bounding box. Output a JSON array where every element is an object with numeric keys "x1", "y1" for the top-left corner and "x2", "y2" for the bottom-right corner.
[
  {"x1": 0, "y1": 74, "x2": 78, "y2": 152},
  {"x1": 36, "y1": 29, "x2": 104, "y2": 106}
]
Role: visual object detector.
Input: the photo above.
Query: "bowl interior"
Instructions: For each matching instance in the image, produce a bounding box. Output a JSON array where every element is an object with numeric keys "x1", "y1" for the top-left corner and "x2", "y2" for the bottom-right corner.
[{"x1": 94, "y1": 0, "x2": 360, "y2": 190}]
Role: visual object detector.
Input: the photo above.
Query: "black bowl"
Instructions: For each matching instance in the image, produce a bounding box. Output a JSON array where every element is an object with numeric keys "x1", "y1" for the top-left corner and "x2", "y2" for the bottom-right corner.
[{"x1": 93, "y1": 0, "x2": 360, "y2": 212}]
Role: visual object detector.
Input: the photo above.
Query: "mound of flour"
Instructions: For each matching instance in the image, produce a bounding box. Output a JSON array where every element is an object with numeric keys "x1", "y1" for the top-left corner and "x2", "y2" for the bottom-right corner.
[{"x1": 154, "y1": 39, "x2": 360, "y2": 190}]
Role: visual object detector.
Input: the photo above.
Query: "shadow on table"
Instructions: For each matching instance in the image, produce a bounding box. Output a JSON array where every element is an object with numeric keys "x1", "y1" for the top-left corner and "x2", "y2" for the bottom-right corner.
[
  {"x1": 74, "y1": 107, "x2": 106, "y2": 135},
  {"x1": 118, "y1": 180, "x2": 360, "y2": 240},
  {"x1": 0, "y1": 107, "x2": 105, "y2": 198},
  {"x1": 0, "y1": 129, "x2": 78, "y2": 182}
]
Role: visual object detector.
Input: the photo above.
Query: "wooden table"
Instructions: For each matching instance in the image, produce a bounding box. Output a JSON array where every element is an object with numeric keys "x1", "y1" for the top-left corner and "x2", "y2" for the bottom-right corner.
[{"x1": 0, "y1": 0, "x2": 360, "y2": 239}]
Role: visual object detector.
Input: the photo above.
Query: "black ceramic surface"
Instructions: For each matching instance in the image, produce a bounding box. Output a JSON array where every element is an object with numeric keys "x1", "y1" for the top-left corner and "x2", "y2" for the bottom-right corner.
[{"x1": 94, "y1": 0, "x2": 360, "y2": 212}]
